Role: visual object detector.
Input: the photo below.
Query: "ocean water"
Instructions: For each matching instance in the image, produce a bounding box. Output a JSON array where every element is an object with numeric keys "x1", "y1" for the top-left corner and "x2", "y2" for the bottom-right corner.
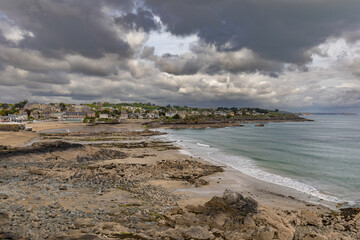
[{"x1": 162, "y1": 115, "x2": 360, "y2": 206}]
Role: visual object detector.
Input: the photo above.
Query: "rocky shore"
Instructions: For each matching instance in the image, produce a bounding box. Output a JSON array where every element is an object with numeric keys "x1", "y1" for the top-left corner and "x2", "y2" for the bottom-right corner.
[
  {"x1": 0, "y1": 123, "x2": 359, "y2": 239},
  {"x1": 0, "y1": 124, "x2": 26, "y2": 132},
  {"x1": 146, "y1": 116, "x2": 313, "y2": 130}
]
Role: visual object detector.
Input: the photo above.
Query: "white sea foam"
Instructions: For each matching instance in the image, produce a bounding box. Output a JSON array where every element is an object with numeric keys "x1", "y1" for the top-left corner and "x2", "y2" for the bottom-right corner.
[
  {"x1": 158, "y1": 130, "x2": 343, "y2": 204},
  {"x1": 197, "y1": 143, "x2": 210, "y2": 147}
]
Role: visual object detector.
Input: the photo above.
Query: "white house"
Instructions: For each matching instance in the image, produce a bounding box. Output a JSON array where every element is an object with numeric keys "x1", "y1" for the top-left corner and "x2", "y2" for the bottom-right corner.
[
  {"x1": 165, "y1": 111, "x2": 177, "y2": 118},
  {"x1": 119, "y1": 111, "x2": 128, "y2": 120}
]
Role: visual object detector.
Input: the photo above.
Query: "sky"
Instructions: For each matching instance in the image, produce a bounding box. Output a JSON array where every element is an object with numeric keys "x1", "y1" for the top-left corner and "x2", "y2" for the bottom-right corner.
[{"x1": 0, "y1": 0, "x2": 360, "y2": 112}]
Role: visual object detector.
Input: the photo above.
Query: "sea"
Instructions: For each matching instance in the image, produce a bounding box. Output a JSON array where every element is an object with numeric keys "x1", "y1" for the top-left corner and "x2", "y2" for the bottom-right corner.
[{"x1": 158, "y1": 115, "x2": 360, "y2": 207}]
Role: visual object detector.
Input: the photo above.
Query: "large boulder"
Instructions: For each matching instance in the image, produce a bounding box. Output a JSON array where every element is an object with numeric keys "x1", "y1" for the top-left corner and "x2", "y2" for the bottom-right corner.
[
  {"x1": 299, "y1": 210, "x2": 322, "y2": 226},
  {"x1": 203, "y1": 189, "x2": 258, "y2": 229},
  {"x1": 167, "y1": 189, "x2": 258, "y2": 231}
]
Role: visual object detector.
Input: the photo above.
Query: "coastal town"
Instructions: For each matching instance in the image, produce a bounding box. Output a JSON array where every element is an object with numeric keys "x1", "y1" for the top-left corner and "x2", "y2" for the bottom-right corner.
[
  {"x1": 0, "y1": 100, "x2": 282, "y2": 123},
  {"x1": 1, "y1": 0, "x2": 360, "y2": 239}
]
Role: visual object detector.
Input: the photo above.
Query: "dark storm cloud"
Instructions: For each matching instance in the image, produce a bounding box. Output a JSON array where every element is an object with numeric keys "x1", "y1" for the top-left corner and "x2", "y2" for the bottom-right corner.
[
  {"x1": 144, "y1": 0, "x2": 360, "y2": 64},
  {"x1": 114, "y1": 9, "x2": 160, "y2": 32},
  {"x1": 0, "y1": 0, "x2": 133, "y2": 58},
  {"x1": 0, "y1": 0, "x2": 359, "y2": 111}
]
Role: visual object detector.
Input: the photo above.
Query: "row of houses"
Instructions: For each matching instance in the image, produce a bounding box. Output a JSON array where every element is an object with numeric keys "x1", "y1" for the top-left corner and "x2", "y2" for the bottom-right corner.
[
  {"x1": 0, "y1": 109, "x2": 265, "y2": 122},
  {"x1": 1, "y1": 102, "x2": 269, "y2": 123},
  {"x1": 0, "y1": 114, "x2": 28, "y2": 122}
]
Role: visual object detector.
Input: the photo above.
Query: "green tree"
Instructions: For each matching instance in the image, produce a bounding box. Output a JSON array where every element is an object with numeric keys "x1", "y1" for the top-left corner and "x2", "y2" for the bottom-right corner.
[
  {"x1": 0, "y1": 109, "x2": 8, "y2": 116},
  {"x1": 14, "y1": 100, "x2": 28, "y2": 109},
  {"x1": 24, "y1": 109, "x2": 32, "y2": 120},
  {"x1": 230, "y1": 107, "x2": 238, "y2": 114},
  {"x1": 112, "y1": 109, "x2": 119, "y2": 116},
  {"x1": 0, "y1": 103, "x2": 9, "y2": 109},
  {"x1": 59, "y1": 103, "x2": 66, "y2": 111}
]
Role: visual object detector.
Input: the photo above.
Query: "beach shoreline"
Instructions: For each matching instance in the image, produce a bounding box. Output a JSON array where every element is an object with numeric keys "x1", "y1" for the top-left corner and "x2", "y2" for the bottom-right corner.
[
  {"x1": 152, "y1": 130, "x2": 337, "y2": 211},
  {"x1": 0, "y1": 121, "x2": 340, "y2": 209},
  {"x1": 0, "y1": 121, "x2": 359, "y2": 239}
]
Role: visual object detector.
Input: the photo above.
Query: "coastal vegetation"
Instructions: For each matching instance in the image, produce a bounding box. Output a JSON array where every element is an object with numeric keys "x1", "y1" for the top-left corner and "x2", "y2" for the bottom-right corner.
[{"x1": 0, "y1": 100, "x2": 308, "y2": 126}]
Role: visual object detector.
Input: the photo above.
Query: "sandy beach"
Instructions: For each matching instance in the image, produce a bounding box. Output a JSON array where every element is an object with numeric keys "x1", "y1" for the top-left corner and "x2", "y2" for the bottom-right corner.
[
  {"x1": 0, "y1": 121, "x2": 359, "y2": 239},
  {"x1": 0, "y1": 121, "x2": 332, "y2": 209}
]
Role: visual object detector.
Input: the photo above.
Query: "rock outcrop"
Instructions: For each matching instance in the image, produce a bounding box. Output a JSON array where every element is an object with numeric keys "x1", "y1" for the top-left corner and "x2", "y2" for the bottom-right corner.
[
  {"x1": 0, "y1": 141, "x2": 83, "y2": 157},
  {"x1": 77, "y1": 149, "x2": 127, "y2": 163},
  {"x1": 1, "y1": 129, "x2": 359, "y2": 240},
  {"x1": 0, "y1": 124, "x2": 25, "y2": 132},
  {"x1": 156, "y1": 190, "x2": 296, "y2": 240}
]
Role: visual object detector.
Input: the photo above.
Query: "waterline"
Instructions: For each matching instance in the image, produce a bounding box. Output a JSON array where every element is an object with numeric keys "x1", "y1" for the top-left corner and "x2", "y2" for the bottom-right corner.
[{"x1": 156, "y1": 115, "x2": 360, "y2": 207}]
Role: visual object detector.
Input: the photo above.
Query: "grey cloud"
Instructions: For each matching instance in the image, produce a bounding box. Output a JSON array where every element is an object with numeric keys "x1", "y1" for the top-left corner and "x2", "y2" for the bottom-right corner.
[
  {"x1": 66, "y1": 54, "x2": 122, "y2": 76},
  {"x1": 0, "y1": 45, "x2": 126, "y2": 76},
  {"x1": 30, "y1": 90, "x2": 100, "y2": 101},
  {"x1": 0, "y1": 0, "x2": 160, "y2": 79},
  {"x1": 0, "y1": 0, "x2": 134, "y2": 58},
  {"x1": 347, "y1": 58, "x2": 360, "y2": 77},
  {"x1": 1, "y1": 64, "x2": 359, "y2": 111},
  {"x1": 0, "y1": 66, "x2": 25, "y2": 86},
  {"x1": 144, "y1": 0, "x2": 360, "y2": 64},
  {"x1": 140, "y1": 46, "x2": 155, "y2": 58},
  {"x1": 27, "y1": 72, "x2": 70, "y2": 85},
  {"x1": 0, "y1": 0, "x2": 359, "y2": 112},
  {"x1": 151, "y1": 53, "x2": 202, "y2": 75},
  {"x1": 0, "y1": 46, "x2": 69, "y2": 72},
  {"x1": 0, "y1": 66, "x2": 70, "y2": 88},
  {"x1": 114, "y1": 9, "x2": 160, "y2": 32},
  {"x1": 127, "y1": 59, "x2": 159, "y2": 79},
  {"x1": 143, "y1": 44, "x2": 283, "y2": 75}
]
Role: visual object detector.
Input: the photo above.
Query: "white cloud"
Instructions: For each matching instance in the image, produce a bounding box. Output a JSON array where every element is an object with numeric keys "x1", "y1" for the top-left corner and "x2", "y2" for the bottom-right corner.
[{"x1": 0, "y1": 16, "x2": 34, "y2": 44}]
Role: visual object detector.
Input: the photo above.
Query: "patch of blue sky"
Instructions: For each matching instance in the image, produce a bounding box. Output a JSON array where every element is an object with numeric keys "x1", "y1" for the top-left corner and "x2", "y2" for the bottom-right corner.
[{"x1": 145, "y1": 30, "x2": 198, "y2": 56}]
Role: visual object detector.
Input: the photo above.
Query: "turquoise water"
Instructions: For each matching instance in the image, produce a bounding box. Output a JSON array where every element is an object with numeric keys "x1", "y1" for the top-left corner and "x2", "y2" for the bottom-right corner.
[{"x1": 164, "y1": 115, "x2": 360, "y2": 205}]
